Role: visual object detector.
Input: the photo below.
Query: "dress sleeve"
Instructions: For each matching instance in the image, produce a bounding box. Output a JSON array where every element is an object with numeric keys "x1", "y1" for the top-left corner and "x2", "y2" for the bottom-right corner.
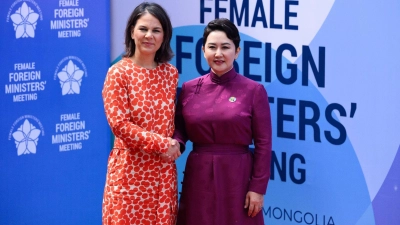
[
  {"x1": 102, "y1": 65, "x2": 170, "y2": 154},
  {"x1": 172, "y1": 82, "x2": 188, "y2": 153},
  {"x1": 249, "y1": 84, "x2": 272, "y2": 195}
]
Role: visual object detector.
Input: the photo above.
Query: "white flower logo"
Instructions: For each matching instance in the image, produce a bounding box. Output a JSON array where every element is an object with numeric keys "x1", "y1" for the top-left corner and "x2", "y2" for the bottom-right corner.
[
  {"x1": 12, "y1": 119, "x2": 41, "y2": 156},
  {"x1": 57, "y1": 60, "x2": 84, "y2": 95},
  {"x1": 10, "y1": 2, "x2": 39, "y2": 39}
]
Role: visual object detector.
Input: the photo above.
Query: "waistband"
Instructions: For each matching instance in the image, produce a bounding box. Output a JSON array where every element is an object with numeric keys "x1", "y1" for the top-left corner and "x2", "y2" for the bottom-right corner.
[{"x1": 193, "y1": 143, "x2": 249, "y2": 154}]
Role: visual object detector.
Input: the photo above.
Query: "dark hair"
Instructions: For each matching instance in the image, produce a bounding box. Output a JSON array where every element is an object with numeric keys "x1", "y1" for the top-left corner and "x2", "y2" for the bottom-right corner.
[
  {"x1": 202, "y1": 18, "x2": 240, "y2": 49},
  {"x1": 123, "y1": 2, "x2": 173, "y2": 63}
]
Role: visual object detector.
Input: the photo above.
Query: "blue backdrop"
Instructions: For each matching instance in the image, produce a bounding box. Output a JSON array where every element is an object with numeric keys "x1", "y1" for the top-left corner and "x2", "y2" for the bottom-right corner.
[
  {"x1": 0, "y1": 0, "x2": 110, "y2": 224},
  {"x1": 1, "y1": 0, "x2": 399, "y2": 224}
]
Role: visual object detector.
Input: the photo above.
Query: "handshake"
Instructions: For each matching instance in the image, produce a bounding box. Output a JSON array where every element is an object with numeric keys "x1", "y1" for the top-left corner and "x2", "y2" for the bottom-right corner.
[{"x1": 160, "y1": 138, "x2": 181, "y2": 162}]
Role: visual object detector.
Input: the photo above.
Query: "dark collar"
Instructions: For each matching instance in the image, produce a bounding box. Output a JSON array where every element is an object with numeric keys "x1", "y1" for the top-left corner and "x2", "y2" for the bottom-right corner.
[{"x1": 210, "y1": 67, "x2": 237, "y2": 84}]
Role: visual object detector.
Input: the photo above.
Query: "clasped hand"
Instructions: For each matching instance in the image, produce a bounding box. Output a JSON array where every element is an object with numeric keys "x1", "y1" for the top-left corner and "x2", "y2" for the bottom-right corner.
[{"x1": 160, "y1": 138, "x2": 181, "y2": 162}]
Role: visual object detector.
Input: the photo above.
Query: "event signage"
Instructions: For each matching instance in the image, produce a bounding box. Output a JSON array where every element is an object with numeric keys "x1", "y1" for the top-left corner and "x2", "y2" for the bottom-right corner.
[{"x1": 0, "y1": 0, "x2": 110, "y2": 224}]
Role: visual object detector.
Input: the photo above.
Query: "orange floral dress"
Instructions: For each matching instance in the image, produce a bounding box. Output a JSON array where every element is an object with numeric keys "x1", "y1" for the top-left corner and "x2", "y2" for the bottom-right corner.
[{"x1": 102, "y1": 57, "x2": 179, "y2": 225}]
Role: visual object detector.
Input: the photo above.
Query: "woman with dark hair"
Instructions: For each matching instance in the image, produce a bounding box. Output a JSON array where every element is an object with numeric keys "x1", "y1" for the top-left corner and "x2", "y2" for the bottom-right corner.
[
  {"x1": 173, "y1": 18, "x2": 272, "y2": 225},
  {"x1": 102, "y1": 2, "x2": 180, "y2": 224}
]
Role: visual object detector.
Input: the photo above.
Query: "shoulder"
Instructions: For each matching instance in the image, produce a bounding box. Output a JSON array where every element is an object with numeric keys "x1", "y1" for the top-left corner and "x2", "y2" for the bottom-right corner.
[
  {"x1": 183, "y1": 74, "x2": 209, "y2": 87},
  {"x1": 159, "y1": 62, "x2": 178, "y2": 73},
  {"x1": 234, "y1": 74, "x2": 269, "y2": 103},
  {"x1": 235, "y1": 73, "x2": 265, "y2": 90},
  {"x1": 178, "y1": 75, "x2": 209, "y2": 98},
  {"x1": 108, "y1": 58, "x2": 131, "y2": 74},
  {"x1": 157, "y1": 63, "x2": 179, "y2": 82},
  {"x1": 236, "y1": 73, "x2": 260, "y2": 85}
]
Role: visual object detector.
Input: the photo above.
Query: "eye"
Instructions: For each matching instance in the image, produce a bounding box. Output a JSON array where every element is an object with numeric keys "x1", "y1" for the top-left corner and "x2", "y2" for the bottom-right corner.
[
  {"x1": 208, "y1": 46, "x2": 216, "y2": 49},
  {"x1": 153, "y1": 29, "x2": 161, "y2": 33}
]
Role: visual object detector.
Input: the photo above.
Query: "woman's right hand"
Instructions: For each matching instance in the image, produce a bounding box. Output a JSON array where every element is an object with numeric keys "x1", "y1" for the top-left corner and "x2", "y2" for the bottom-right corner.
[{"x1": 160, "y1": 138, "x2": 181, "y2": 162}]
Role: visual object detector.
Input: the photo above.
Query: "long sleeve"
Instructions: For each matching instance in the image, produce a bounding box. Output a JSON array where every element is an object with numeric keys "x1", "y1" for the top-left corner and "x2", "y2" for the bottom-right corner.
[
  {"x1": 172, "y1": 82, "x2": 189, "y2": 153},
  {"x1": 102, "y1": 64, "x2": 172, "y2": 154},
  {"x1": 248, "y1": 84, "x2": 272, "y2": 194}
]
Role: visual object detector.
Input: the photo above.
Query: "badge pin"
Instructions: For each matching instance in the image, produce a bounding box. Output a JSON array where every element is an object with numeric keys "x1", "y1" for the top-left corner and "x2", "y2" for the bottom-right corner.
[{"x1": 229, "y1": 97, "x2": 236, "y2": 102}]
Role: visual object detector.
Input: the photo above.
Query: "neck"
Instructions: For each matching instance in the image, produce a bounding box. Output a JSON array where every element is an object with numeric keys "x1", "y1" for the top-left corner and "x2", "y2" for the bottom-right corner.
[
  {"x1": 211, "y1": 66, "x2": 233, "y2": 77},
  {"x1": 130, "y1": 54, "x2": 157, "y2": 69}
]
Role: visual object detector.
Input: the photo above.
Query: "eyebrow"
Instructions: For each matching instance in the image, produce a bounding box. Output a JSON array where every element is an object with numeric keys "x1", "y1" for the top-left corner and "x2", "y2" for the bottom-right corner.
[
  {"x1": 207, "y1": 42, "x2": 231, "y2": 46},
  {"x1": 207, "y1": 42, "x2": 231, "y2": 45},
  {"x1": 137, "y1": 25, "x2": 162, "y2": 30}
]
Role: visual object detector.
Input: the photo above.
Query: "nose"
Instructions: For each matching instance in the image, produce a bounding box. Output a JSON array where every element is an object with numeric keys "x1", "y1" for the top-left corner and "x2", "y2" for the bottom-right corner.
[
  {"x1": 215, "y1": 48, "x2": 223, "y2": 57},
  {"x1": 145, "y1": 31, "x2": 152, "y2": 38}
]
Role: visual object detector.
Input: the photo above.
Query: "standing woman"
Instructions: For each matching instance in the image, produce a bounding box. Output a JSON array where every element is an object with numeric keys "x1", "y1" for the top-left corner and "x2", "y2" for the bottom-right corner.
[
  {"x1": 173, "y1": 18, "x2": 272, "y2": 225},
  {"x1": 102, "y1": 2, "x2": 180, "y2": 225}
]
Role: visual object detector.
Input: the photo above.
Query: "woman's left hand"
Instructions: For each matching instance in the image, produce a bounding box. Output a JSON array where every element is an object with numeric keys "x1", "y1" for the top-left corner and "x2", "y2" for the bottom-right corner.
[{"x1": 244, "y1": 191, "x2": 264, "y2": 217}]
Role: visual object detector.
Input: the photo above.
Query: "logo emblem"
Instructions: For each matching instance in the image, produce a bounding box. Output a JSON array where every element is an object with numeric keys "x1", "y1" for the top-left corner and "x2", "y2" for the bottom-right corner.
[
  {"x1": 8, "y1": 2, "x2": 41, "y2": 39},
  {"x1": 55, "y1": 56, "x2": 88, "y2": 95},
  {"x1": 9, "y1": 116, "x2": 44, "y2": 156}
]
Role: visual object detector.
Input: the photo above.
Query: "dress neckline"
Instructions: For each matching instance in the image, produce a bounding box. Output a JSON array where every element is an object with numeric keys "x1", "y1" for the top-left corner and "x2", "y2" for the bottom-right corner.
[
  {"x1": 210, "y1": 67, "x2": 237, "y2": 84},
  {"x1": 125, "y1": 57, "x2": 162, "y2": 70}
]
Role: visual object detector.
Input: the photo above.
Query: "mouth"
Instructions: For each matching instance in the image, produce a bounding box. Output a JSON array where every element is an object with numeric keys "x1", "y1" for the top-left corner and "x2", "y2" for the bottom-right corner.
[{"x1": 214, "y1": 60, "x2": 224, "y2": 64}]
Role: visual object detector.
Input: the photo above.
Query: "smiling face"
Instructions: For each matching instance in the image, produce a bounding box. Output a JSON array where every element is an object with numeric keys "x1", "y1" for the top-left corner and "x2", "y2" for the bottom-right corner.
[
  {"x1": 203, "y1": 30, "x2": 240, "y2": 76},
  {"x1": 131, "y1": 12, "x2": 164, "y2": 60}
]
